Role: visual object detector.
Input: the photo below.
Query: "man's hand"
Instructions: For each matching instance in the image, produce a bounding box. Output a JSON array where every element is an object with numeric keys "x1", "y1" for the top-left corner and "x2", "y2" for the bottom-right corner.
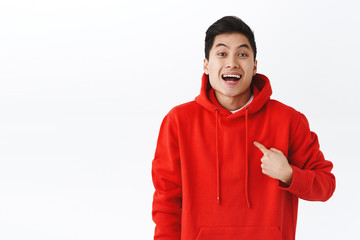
[{"x1": 253, "y1": 141, "x2": 293, "y2": 186}]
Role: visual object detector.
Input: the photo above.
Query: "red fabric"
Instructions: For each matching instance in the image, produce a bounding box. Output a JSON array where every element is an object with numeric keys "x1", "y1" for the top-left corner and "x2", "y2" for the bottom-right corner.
[{"x1": 152, "y1": 73, "x2": 335, "y2": 240}]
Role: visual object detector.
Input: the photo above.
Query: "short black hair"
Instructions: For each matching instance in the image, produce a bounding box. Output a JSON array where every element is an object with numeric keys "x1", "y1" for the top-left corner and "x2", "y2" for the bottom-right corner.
[{"x1": 205, "y1": 16, "x2": 257, "y2": 60}]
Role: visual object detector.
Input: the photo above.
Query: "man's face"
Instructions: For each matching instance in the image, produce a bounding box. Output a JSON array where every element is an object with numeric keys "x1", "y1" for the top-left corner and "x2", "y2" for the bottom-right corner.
[{"x1": 204, "y1": 33, "x2": 257, "y2": 106}]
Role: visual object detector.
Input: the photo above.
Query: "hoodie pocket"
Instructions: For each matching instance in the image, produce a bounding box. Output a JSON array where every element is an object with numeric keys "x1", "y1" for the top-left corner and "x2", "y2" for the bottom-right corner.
[{"x1": 195, "y1": 226, "x2": 282, "y2": 240}]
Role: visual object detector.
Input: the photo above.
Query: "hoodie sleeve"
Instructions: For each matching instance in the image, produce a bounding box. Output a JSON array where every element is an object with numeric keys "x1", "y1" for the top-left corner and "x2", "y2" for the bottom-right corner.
[
  {"x1": 152, "y1": 113, "x2": 182, "y2": 239},
  {"x1": 278, "y1": 112, "x2": 336, "y2": 201}
]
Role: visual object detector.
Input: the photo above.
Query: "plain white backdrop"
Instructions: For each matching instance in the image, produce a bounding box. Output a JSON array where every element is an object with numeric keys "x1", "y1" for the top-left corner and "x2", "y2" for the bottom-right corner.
[{"x1": 0, "y1": 0, "x2": 359, "y2": 239}]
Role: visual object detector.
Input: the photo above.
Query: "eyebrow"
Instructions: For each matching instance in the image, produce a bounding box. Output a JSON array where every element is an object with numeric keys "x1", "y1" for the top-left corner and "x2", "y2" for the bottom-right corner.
[{"x1": 215, "y1": 43, "x2": 250, "y2": 49}]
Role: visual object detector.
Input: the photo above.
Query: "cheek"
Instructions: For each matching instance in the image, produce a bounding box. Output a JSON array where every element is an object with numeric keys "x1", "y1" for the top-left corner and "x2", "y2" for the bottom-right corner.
[
  {"x1": 207, "y1": 58, "x2": 222, "y2": 70},
  {"x1": 208, "y1": 76, "x2": 217, "y2": 88},
  {"x1": 207, "y1": 63, "x2": 220, "y2": 77},
  {"x1": 244, "y1": 63, "x2": 256, "y2": 74}
]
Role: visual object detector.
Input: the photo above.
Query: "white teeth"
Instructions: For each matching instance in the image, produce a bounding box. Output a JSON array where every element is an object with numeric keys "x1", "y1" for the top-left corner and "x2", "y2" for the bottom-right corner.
[{"x1": 222, "y1": 74, "x2": 241, "y2": 78}]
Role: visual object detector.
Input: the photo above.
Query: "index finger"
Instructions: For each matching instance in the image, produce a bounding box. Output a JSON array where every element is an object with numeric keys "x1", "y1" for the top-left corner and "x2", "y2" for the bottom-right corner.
[{"x1": 253, "y1": 141, "x2": 269, "y2": 154}]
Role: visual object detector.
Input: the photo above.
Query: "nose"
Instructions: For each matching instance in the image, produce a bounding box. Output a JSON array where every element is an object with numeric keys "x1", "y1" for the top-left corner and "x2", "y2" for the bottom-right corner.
[{"x1": 226, "y1": 55, "x2": 239, "y2": 68}]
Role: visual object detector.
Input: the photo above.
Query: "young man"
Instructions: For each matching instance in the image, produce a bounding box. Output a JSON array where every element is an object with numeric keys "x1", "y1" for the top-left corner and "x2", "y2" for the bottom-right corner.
[{"x1": 151, "y1": 16, "x2": 335, "y2": 240}]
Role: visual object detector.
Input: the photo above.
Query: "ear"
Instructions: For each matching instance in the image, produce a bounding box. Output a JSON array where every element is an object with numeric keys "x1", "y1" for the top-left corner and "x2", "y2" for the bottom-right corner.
[
  {"x1": 203, "y1": 58, "x2": 209, "y2": 75},
  {"x1": 253, "y1": 60, "x2": 257, "y2": 76}
]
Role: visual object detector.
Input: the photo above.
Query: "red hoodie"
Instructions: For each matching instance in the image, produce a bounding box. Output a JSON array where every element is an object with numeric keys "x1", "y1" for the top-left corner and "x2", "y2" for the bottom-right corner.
[{"x1": 152, "y1": 73, "x2": 335, "y2": 240}]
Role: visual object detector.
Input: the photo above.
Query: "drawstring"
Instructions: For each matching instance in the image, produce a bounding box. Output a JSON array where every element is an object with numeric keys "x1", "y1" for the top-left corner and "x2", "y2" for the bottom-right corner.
[
  {"x1": 245, "y1": 107, "x2": 251, "y2": 208},
  {"x1": 215, "y1": 108, "x2": 220, "y2": 204},
  {"x1": 214, "y1": 107, "x2": 251, "y2": 207}
]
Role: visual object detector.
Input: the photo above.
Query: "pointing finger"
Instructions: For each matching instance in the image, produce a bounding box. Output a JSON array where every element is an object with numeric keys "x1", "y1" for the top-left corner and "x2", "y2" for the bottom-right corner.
[
  {"x1": 270, "y1": 148, "x2": 283, "y2": 154},
  {"x1": 253, "y1": 141, "x2": 269, "y2": 154}
]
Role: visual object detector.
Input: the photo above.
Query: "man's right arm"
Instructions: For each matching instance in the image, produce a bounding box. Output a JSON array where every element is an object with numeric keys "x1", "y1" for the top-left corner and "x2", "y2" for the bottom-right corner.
[{"x1": 152, "y1": 113, "x2": 182, "y2": 240}]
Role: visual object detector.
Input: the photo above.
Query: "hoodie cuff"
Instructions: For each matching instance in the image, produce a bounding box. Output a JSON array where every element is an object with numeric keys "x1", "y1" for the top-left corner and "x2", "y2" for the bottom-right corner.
[{"x1": 277, "y1": 165, "x2": 311, "y2": 196}]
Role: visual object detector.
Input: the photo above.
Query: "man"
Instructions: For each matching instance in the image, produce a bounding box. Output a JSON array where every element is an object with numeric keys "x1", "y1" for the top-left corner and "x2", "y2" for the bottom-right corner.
[{"x1": 152, "y1": 16, "x2": 335, "y2": 240}]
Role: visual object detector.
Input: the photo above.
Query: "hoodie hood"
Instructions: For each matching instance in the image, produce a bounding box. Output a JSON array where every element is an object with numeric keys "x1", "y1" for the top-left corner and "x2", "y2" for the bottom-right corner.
[
  {"x1": 195, "y1": 73, "x2": 273, "y2": 207},
  {"x1": 195, "y1": 73, "x2": 272, "y2": 117}
]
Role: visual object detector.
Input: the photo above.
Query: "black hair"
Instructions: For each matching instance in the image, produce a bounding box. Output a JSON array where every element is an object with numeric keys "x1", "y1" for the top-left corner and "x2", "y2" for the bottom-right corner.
[{"x1": 205, "y1": 16, "x2": 257, "y2": 60}]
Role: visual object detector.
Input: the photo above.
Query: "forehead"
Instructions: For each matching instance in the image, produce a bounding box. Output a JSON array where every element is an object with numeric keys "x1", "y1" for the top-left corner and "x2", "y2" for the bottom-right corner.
[{"x1": 212, "y1": 32, "x2": 251, "y2": 49}]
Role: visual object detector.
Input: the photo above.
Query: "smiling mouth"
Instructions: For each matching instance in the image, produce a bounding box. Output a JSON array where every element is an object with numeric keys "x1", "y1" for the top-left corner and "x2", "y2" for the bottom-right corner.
[{"x1": 222, "y1": 74, "x2": 241, "y2": 82}]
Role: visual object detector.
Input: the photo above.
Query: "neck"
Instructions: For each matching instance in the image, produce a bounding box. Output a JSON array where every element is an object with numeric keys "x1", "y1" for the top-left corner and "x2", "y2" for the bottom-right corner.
[{"x1": 214, "y1": 90, "x2": 252, "y2": 111}]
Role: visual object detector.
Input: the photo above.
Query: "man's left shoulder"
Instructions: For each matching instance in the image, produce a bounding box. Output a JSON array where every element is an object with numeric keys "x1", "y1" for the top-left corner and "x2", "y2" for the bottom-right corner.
[{"x1": 266, "y1": 99, "x2": 302, "y2": 119}]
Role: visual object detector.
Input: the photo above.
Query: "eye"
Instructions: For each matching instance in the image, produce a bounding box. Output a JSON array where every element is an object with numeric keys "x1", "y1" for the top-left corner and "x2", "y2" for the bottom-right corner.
[
  {"x1": 239, "y1": 53, "x2": 247, "y2": 57},
  {"x1": 218, "y1": 52, "x2": 226, "y2": 56}
]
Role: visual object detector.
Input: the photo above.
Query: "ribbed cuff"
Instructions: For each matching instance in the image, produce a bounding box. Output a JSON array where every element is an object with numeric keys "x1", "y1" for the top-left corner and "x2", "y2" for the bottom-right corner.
[{"x1": 277, "y1": 165, "x2": 311, "y2": 196}]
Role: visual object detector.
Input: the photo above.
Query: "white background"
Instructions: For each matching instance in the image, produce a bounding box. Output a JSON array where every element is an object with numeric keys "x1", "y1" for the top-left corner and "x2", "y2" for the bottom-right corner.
[{"x1": 0, "y1": 0, "x2": 359, "y2": 239}]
